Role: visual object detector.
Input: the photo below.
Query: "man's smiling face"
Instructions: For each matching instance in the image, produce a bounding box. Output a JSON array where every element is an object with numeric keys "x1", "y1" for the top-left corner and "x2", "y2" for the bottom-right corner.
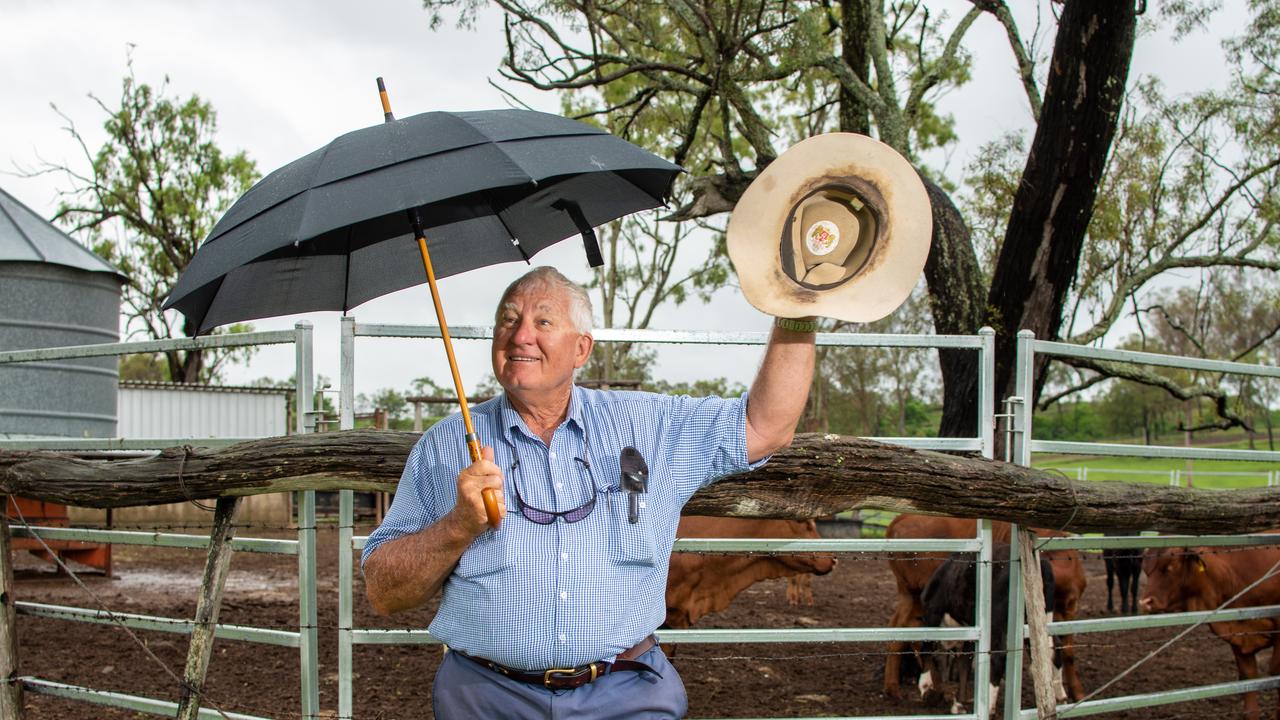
[{"x1": 491, "y1": 286, "x2": 592, "y2": 404}]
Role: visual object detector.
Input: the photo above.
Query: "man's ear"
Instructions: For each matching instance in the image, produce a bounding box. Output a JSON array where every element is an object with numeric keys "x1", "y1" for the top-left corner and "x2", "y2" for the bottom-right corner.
[{"x1": 574, "y1": 333, "x2": 595, "y2": 369}]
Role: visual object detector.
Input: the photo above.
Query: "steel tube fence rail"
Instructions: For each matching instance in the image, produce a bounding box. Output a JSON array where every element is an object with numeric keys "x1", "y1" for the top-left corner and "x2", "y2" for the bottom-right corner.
[
  {"x1": 1009, "y1": 330, "x2": 1280, "y2": 719},
  {"x1": 9, "y1": 526, "x2": 299, "y2": 554},
  {"x1": 21, "y1": 677, "x2": 275, "y2": 720},
  {"x1": 0, "y1": 325, "x2": 320, "y2": 720},
  {"x1": 1060, "y1": 467, "x2": 1275, "y2": 487},
  {"x1": 10, "y1": 320, "x2": 1276, "y2": 718},
  {"x1": 336, "y1": 318, "x2": 999, "y2": 720}
]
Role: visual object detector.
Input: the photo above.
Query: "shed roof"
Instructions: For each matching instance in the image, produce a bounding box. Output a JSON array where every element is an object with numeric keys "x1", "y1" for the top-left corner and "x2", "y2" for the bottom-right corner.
[
  {"x1": 120, "y1": 381, "x2": 292, "y2": 396},
  {"x1": 0, "y1": 186, "x2": 126, "y2": 278}
]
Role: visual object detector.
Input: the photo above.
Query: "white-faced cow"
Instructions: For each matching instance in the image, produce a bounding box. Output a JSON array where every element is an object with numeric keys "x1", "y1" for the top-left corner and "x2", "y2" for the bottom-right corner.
[
  {"x1": 917, "y1": 547, "x2": 1061, "y2": 715},
  {"x1": 1141, "y1": 536, "x2": 1280, "y2": 720},
  {"x1": 884, "y1": 514, "x2": 1087, "y2": 703},
  {"x1": 664, "y1": 516, "x2": 836, "y2": 630}
]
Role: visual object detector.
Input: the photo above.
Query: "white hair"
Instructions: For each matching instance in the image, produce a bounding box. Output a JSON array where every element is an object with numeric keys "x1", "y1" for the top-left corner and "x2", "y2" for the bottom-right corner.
[{"x1": 496, "y1": 266, "x2": 594, "y2": 333}]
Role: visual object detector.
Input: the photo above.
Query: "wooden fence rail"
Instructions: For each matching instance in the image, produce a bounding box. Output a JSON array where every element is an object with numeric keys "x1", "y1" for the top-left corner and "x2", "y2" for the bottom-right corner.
[{"x1": 2, "y1": 430, "x2": 1277, "y2": 534}]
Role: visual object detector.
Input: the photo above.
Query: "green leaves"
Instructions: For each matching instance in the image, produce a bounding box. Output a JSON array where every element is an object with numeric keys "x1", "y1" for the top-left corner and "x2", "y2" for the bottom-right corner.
[{"x1": 47, "y1": 56, "x2": 259, "y2": 383}]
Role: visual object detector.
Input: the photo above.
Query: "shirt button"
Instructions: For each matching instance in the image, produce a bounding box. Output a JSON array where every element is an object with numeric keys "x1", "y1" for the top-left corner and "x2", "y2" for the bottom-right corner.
[
  {"x1": 556, "y1": 482, "x2": 564, "y2": 490},
  {"x1": 559, "y1": 634, "x2": 567, "y2": 643},
  {"x1": 560, "y1": 591, "x2": 568, "y2": 600},
  {"x1": 549, "y1": 451, "x2": 557, "y2": 460},
  {"x1": 561, "y1": 553, "x2": 568, "y2": 561}
]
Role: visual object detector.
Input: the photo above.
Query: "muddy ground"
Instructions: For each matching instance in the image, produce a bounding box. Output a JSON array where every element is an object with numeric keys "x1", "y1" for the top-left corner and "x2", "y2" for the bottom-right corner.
[{"x1": 9, "y1": 521, "x2": 1257, "y2": 719}]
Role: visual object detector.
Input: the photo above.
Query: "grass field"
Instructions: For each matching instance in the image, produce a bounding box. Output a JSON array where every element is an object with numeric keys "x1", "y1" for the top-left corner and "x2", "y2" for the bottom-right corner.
[
  {"x1": 838, "y1": 441, "x2": 1278, "y2": 538},
  {"x1": 1034, "y1": 439, "x2": 1278, "y2": 488}
]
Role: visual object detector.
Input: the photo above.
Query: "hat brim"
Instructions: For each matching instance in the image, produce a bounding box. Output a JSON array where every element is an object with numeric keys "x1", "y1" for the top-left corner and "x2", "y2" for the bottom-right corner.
[{"x1": 726, "y1": 133, "x2": 932, "y2": 323}]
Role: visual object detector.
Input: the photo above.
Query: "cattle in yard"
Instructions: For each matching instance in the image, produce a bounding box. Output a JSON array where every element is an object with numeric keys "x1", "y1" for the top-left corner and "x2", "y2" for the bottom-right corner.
[
  {"x1": 663, "y1": 516, "x2": 837, "y2": 630},
  {"x1": 917, "y1": 547, "x2": 1061, "y2": 715},
  {"x1": 1103, "y1": 532, "x2": 1142, "y2": 614},
  {"x1": 786, "y1": 574, "x2": 814, "y2": 606},
  {"x1": 883, "y1": 514, "x2": 1088, "y2": 703},
  {"x1": 1140, "y1": 536, "x2": 1280, "y2": 720}
]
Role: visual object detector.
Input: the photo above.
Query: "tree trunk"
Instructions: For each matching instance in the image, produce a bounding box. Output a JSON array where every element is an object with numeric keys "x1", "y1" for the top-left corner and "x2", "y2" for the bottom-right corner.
[
  {"x1": 983, "y1": 1, "x2": 1138, "y2": 415},
  {"x1": 922, "y1": 175, "x2": 987, "y2": 439},
  {"x1": 839, "y1": 0, "x2": 872, "y2": 135},
  {"x1": 3, "y1": 430, "x2": 1278, "y2": 535},
  {"x1": 175, "y1": 497, "x2": 240, "y2": 720},
  {"x1": 0, "y1": 514, "x2": 21, "y2": 720}
]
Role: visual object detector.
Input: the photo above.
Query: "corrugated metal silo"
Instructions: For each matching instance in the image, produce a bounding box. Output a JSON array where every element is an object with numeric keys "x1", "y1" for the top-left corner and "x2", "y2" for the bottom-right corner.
[{"x1": 0, "y1": 187, "x2": 128, "y2": 438}]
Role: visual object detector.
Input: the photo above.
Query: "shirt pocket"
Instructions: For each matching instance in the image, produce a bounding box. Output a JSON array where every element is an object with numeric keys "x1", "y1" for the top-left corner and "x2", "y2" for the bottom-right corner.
[
  {"x1": 454, "y1": 531, "x2": 513, "y2": 580},
  {"x1": 604, "y1": 490, "x2": 658, "y2": 567}
]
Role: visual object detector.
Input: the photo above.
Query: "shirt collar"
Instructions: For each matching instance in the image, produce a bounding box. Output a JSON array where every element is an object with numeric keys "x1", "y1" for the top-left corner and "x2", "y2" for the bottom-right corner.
[{"x1": 497, "y1": 385, "x2": 586, "y2": 446}]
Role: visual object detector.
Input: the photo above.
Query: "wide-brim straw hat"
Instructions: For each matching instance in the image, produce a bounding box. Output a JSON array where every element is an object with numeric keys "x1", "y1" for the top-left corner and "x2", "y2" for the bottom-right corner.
[{"x1": 726, "y1": 133, "x2": 932, "y2": 323}]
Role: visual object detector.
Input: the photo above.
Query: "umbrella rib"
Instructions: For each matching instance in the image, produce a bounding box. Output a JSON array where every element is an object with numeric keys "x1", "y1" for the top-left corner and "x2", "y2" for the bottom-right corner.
[
  {"x1": 485, "y1": 192, "x2": 531, "y2": 264},
  {"x1": 193, "y1": 276, "x2": 227, "y2": 335},
  {"x1": 610, "y1": 169, "x2": 671, "y2": 209}
]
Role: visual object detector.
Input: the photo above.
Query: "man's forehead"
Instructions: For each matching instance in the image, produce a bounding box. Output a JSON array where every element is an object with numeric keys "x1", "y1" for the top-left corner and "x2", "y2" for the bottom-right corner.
[{"x1": 502, "y1": 290, "x2": 568, "y2": 314}]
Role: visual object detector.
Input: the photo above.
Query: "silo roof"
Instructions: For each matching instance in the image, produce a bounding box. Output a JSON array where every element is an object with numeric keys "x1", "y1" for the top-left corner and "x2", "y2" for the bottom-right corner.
[{"x1": 0, "y1": 186, "x2": 126, "y2": 278}]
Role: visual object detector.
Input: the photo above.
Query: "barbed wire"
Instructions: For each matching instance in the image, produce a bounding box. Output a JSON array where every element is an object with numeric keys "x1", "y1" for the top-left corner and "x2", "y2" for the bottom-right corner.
[
  {"x1": 1058, "y1": 556, "x2": 1280, "y2": 718},
  {"x1": 12, "y1": 511, "x2": 1280, "y2": 720},
  {"x1": 6, "y1": 509, "x2": 238, "y2": 720},
  {"x1": 18, "y1": 681, "x2": 311, "y2": 720}
]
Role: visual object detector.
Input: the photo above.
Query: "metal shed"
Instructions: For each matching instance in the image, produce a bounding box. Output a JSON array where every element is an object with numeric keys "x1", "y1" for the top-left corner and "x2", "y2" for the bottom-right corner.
[
  {"x1": 0, "y1": 186, "x2": 126, "y2": 438},
  {"x1": 106, "y1": 381, "x2": 295, "y2": 527},
  {"x1": 117, "y1": 381, "x2": 291, "y2": 439}
]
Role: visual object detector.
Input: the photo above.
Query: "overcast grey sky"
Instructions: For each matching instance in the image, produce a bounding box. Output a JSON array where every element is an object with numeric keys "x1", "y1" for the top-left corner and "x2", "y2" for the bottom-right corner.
[{"x1": 0, "y1": 1, "x2": 1242, "y2": 397}]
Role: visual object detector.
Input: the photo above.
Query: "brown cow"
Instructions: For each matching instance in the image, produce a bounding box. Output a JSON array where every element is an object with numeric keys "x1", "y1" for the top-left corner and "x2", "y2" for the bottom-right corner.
[
  {"x1": 1141, "y1": 535, "x2": 1280, "y2": 720},
  {"x1": 883, "y1": 514, "x2": 1087, "y2": 703},
  {"x1": 664, "y1": 516, "x2": 836, "y2": 629}
]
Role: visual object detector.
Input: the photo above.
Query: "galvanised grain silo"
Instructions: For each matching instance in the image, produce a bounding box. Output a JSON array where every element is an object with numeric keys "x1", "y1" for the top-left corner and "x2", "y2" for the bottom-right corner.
[{"x1": 0, "y1": 186, "x2": 127, "y2": 438}]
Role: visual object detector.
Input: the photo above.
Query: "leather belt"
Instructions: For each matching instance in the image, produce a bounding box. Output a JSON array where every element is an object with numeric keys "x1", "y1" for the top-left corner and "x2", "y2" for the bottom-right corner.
[{"x1": 458, "y1": 635, "x2": 659, "y2": 690}]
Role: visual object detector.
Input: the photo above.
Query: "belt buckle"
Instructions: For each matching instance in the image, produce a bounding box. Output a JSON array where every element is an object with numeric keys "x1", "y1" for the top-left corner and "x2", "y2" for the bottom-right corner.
[{"x1": 543, "y1": 663, "x2": 597, "y2": 688}]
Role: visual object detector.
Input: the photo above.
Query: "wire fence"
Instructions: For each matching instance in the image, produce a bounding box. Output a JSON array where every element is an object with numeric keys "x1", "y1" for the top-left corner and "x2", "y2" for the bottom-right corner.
[{"x1": 3, "y1": 325, "x2": 1279, "y2": 719}]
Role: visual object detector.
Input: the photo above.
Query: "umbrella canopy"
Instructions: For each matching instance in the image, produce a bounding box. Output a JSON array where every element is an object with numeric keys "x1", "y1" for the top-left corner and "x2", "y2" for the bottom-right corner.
[{"x1": 163, "y1": 109, "x2": 681, "y2": 333}]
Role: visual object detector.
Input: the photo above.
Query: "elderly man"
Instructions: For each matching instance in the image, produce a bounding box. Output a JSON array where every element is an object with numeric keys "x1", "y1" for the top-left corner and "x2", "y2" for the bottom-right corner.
[{"x1": 362, "y1": 265, "x2": 816, "y2": 719}]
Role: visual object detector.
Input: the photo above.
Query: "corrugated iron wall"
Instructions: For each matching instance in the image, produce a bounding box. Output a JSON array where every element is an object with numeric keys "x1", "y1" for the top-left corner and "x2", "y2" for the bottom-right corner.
[{"x1": 117, "y1": 385, "x2": 288, "y2": 439}]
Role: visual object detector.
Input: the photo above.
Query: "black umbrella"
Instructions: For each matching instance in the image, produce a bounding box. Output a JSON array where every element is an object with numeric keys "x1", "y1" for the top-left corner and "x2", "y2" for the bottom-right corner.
[
  {"x1": 165, "y1": 96, "x2": 680, "y2": 333},
  {"x1": 164, "y1": 79, "x2": 682, "y2": 526}
]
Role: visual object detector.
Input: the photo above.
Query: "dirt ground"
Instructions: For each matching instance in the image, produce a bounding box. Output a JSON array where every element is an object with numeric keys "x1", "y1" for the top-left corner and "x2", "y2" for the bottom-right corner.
[{"x1": 8, "y1": 521, "x2": 1262, "y2": 720}]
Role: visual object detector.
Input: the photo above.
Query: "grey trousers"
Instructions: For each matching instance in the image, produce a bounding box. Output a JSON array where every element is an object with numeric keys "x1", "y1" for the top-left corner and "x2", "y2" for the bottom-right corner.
[{"x1": 431, "y1": 644, "x2": 688, "y2": 719}]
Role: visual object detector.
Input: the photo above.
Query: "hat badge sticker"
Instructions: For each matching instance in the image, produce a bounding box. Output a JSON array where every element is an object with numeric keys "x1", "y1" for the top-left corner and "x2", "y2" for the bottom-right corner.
[{"x1": 806, "y1": 220, "x2": 840, "y2": 256}]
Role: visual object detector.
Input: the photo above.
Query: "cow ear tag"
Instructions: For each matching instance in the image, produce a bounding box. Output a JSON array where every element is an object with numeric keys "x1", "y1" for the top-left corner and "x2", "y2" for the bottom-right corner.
[{"x1": 1197, "y1": 559, "x2": 1206, "y2": 573}]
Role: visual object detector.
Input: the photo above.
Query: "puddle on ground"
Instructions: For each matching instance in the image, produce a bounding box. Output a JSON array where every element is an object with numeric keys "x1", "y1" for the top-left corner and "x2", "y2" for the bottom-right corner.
[
  {"x1": 111, "y1": 568, "x2": 296, "y2": 594},
  {"x1": 17, "y1": 566, "x2": 301, "y2": 605}
]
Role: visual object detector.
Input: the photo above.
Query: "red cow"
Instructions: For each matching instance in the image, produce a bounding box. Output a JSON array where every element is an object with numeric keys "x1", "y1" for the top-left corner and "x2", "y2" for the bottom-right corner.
[
  {"x1": 664, "y1": 516, "x2": 836, "y2": 629},
  {"x1": 1141, "y1": 536, "x2": 1280, "y2": 720},
  {"x1": 883, "y1": 514, "x2": 1087, "y2": 703}
]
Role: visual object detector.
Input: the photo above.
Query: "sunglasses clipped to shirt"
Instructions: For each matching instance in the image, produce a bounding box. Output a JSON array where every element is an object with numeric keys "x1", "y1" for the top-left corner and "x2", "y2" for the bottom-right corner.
[{"x1": 510, "y1": 458, "x2": 599, "y2": 524}]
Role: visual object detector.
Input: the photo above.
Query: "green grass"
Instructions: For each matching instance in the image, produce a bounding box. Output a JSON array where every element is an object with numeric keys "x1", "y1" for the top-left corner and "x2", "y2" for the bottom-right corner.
[{"x1": 1033, "y1": 453, "x2": 1277, "y2": 489}]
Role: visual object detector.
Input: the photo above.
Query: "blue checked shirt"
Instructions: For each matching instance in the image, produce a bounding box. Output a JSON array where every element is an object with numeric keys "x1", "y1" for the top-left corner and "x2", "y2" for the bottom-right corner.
[{"x1": 362, "y1": 385, "x2": 765, "y2": 671}]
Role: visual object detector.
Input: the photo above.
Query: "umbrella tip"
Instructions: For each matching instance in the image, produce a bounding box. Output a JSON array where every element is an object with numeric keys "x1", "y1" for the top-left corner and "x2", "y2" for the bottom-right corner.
[{"x1": 376, "y1": 77, "x2": 395, "y2": 122}]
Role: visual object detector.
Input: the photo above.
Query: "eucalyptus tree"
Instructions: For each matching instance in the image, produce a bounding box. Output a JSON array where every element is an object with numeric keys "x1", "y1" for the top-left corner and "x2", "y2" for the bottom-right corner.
[
  {"x1": 967, "y1": 4, "x2": 1280, "y2": 433},
  {"x1": 428, "y1": 1, "x2": 1279, "y2": 439},
  {"x1": 31, "y1": 58, "x2": 259, "y2": 383}
]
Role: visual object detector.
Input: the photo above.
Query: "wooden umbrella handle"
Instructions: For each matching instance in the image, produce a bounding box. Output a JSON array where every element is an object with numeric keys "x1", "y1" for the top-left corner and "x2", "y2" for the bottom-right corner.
[
  {"x1": 481, "y1": 489, "x2": 501, "y2": 527},
  {"x1": 467, "y1": 438, "x2": 503, "y2": 528}
]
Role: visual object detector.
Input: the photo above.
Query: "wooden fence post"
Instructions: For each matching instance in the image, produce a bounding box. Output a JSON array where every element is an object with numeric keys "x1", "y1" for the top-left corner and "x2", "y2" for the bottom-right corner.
[
  {"x1": 0, "y1": 510, "x2": 21, "y2": 719},
  {"x1": 1020, "y1": 528, "x2": 1058, "y2": 719},
  {"x1": 175, "y1": 497, "x2": 240, "y2": 720}
]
